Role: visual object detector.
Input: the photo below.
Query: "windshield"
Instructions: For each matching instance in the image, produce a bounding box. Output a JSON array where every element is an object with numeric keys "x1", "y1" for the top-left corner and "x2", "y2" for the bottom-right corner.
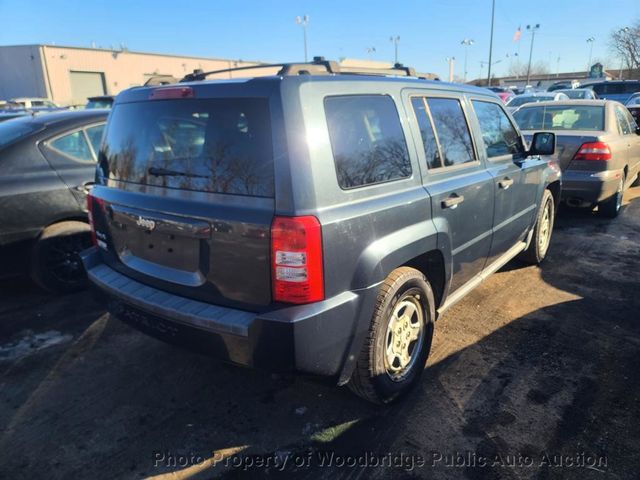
[
  {"x1": 513, "y1": 105, "x2": 605, "y2": 131},
  {"x1": 507, "y1": 96, "x2": 554, "y2": 107},
  {"x1": 0, "y1": 117, "x2": 43, "y2": 149},
  {"x1": 100, "y1": 98, "x2": 274, "y2": 197},
  {"x1": 626, "y1": 96, "x2": 640, "y2": 106},
  {"x1": 559, "y1": 89, "x2": 590, "y2": 99}
]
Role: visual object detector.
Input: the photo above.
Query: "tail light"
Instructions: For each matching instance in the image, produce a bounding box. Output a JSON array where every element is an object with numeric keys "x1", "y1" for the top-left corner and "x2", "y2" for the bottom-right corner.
[
  {"x1": 149, "y1": 87, "x2": 193, "y2": 100},
  {"x1": 573, "y1": 142, "x2": 611, "y2": 161},
  {"x1": 271, "y1": 216, "x2": 324, "y2": 304},
  {"x1": 86, "y1": 193, "x2": 104, "y2": 246}
]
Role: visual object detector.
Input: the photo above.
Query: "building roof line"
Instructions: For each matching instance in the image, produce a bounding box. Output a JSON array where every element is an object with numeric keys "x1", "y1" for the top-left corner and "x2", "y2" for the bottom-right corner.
[{"x1": 0, "y1": 43, "x2": 267, "y2": 65}]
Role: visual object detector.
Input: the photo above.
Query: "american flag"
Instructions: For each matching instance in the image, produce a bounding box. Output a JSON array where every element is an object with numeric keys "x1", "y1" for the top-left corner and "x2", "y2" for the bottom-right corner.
[{"x1": 513, "y1": 26, "x2": 522, "y2": 42}]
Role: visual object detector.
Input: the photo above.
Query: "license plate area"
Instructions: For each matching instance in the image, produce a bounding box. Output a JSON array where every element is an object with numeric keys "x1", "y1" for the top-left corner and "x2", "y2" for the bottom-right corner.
[{"x1": 108, "y1": 204, "x2": 211, "y2": 286}]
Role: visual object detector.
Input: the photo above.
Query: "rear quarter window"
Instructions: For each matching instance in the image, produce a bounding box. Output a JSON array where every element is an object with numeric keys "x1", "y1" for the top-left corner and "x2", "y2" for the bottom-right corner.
[
  {"x1": 100, "y1": 98, "x2": 274, "y2": 197},
  {"x1": 324, "y1": 95, "x2": 411, "y2": 189}
]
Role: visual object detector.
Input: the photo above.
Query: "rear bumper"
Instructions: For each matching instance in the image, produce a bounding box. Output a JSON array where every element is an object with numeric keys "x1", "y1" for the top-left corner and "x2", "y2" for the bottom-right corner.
[
  {"x1": 81, "y1": 247, "x2": 379, "y2": 380},
  {"x1": 560, "y1": 169, "x2": 622, "y2": 207}
]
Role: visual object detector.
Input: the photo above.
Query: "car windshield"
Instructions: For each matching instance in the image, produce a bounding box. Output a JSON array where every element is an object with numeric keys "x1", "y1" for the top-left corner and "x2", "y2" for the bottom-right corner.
[
  {"x1": 558, "y1": 89, "x2": 590, "y2": 99},
  {"x1": 0, "y1": 117, "x2": 43, "y2": 149},
  {"x1": 100, "y1": 98, "x2": 275, "y2": 197},
  {"x1": 513, "y1": 105, "x2": 605, "y2": 131},
  {"x1": 86, "y1": 100, "x2": 112, "y2": 109},
  {"x1": 507, "y1": 95, "x2": 554, "y2": 107},
  {"x1": 626, "y1": 96, "x2": 640, "y2": 106}
]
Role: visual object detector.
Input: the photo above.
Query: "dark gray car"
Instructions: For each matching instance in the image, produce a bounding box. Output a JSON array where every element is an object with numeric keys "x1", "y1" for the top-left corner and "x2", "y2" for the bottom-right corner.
[
  {"x1": 0, "y1": 110, "x2": 108, "y2": 290},
  {"x1": 514, "y1": 100, "x2": 640, "y2": 217},
  {"x1": 83, "y1": 59, "x2": 559, "y2": 403}
]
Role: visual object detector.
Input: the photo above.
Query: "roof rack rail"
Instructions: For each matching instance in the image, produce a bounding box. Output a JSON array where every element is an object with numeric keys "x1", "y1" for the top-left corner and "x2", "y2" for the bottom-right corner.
[{"x1": 179, "y1": 57, "x2": 427, "y2": 82}]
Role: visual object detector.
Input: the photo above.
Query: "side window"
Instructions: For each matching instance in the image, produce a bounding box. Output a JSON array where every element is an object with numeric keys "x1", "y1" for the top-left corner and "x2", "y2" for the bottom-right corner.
[
  {"x1": 85, "y1": 124, "x2": 105, "y2": 155},
  {"x1": 472, "y1": 100, "x2": 524, "y2": 158},
  {"x1": 50, "y1": 130, "x2": 94, "y2": 162},
  {"x1": 411, "y1": 97, "x2": 442, "y2": 169},
  {"x1": 426, "y1": 98, "x2": 476, "y2": 167},
  {"x1": 325, "y1": 95, "x2": 411, "y2": 189},
  {"x1": 624, "y1": 109, "x2": 638, "y2": 131},
  {"x1": 615, "y1": 106, "x2": 632, "y2": 135}
]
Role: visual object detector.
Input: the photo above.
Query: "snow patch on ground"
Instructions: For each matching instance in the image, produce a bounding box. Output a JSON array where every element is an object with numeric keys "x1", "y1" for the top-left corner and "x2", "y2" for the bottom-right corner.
[{"x1": 0, "y1": 330, "x2": 72, "y2": 361}]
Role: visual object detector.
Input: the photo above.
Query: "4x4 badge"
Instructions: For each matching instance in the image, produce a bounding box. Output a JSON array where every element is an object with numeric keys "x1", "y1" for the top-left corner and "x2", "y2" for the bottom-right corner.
[{"x1": 136, "y1": 216, "x2": 156, "y2": 231}]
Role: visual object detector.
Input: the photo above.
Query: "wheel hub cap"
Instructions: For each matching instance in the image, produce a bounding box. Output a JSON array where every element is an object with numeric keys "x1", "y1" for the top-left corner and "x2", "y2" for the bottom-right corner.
[{"x1": 384, "y1": 295, "x2": 424, "y2": 381}]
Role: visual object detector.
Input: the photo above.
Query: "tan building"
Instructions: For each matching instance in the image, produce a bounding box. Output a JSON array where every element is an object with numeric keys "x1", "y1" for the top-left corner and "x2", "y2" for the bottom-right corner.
[{"x1": 0, "y1": 44, "x2": 266, "y2": 106}]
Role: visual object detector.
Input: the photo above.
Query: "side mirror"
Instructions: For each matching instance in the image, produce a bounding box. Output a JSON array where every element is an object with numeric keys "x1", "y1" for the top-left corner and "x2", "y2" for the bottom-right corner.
[{"x1": 528, "y1": 132, "x2": 556, "y2": 156}]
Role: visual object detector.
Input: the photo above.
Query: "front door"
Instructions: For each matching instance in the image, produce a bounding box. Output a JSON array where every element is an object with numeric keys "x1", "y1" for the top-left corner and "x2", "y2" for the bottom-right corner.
[
  {"x1": 405, "y1": 93, "x2": 494, "y2": 294},
  {"x1": 468, "y1": 98, "x2": 540, "y2": 265}
]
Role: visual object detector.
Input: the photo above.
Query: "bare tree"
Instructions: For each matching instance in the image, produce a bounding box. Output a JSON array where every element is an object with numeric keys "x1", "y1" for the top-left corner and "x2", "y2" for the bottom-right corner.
[
  {"x1": 507, "y1": 60, "x2": 550, "y2": 78},
  {"x1": 609, "y1": 20, "x2": 640, "y2": 76}
]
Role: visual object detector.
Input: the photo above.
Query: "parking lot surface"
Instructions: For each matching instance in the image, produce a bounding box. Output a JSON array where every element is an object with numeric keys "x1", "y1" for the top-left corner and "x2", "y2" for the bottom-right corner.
[{"x1": 1, "y1": 188, "x2": 639, "y2": 480}]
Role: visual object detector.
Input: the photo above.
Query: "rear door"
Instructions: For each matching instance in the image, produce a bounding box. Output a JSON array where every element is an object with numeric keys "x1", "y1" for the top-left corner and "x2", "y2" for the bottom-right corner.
[
  {"x1": 621, "y1": 107, "x2": 640, "y2": 182},
  {"x1": 91, "y1": 92, "x2": 278, "y2": 310},
  {"x1": 41, "y1": 122, "x2": 105, "y2": 194},
  {"x1": 405, "y1": 91, "x2": 493, "y2": 293},
  {"x1": 468, "y1": 98, "x2": 539, "y2": 264},
  {"x1": 613, "y1": 104, "x2": 632, "y2": 175}
]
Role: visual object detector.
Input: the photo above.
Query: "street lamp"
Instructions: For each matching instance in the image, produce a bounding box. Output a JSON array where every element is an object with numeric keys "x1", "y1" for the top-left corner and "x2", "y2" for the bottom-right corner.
[
  {"x1": 461, "y1": 39, "x2": 475, "y2": 82},
  {"x1": 479, "y1": 59, "x2": 501, "y2": 83},
  {"x1": 390, "y1": 36, "x2": 400, "y2": 64},
  {"x1": 586, "y1": 37, "x2": 595, "y2": 72},
  {"x1": 295, "y1": 15, "x2": 310, "y2": 62},
  {"x1": 487, "y1": 0, "x2": 496, "y2": 86},
  {"x1": 525, "y1": 24, "x2": 541, "y2": 86}
]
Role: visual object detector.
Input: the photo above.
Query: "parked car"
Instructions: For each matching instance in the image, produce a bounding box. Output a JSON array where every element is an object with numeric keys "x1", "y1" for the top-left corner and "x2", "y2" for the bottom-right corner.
[
  {"x1": 86, "y1": 95, "x2": 115, "y2": 109},
  {"x1": 581, "y1": 80, "x2": 640, "y2": 104},
  {"x1": 10, "y1": 97, "x2": 63, "y2": 111},
  {"x1": 505, "y1": 92, "x2": 569, "y2": 113},
  {"x1": 83, "y1": 59, "x2": 559, "y2": 404},
  {"x1": 487, "y1": 87, "x2": 515, "y2": 104},
  {"x1": 0, "y1": 109, "x2": 108, "y2": 291},
  {"x1": 626, "y1": 92, "x2": 640, "y2": 124},
  {"x1": 555, "y1": 88, "x2": 597, "y2": 100},
  {"x1": 547, "y1": 80, "x2": 580, "y2": 92},
  {"x1": 513, "y1": 100, "x2": 640, "y2": 217}
]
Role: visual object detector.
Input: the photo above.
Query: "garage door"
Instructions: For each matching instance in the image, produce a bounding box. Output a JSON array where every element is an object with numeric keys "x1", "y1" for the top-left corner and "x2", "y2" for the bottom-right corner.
[{"x1": 69, "y1": 71, "x2": 106, "y2": 106}]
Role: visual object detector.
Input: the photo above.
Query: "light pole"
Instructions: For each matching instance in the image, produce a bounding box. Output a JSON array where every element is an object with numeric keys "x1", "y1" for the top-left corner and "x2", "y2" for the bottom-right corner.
[
  {"x1": 366, "y1": 46, "x2": 376, "y2": 59},
  {"x1": 556, "y1": 55, "x2": 561, "y2": 77},
  {"x1": 389, "y1": 36, "x2": 400, "y2": 64},
  {"x1": 461, "y1": 39, "x2": 474, "y2": 82},
  {"x1": 480, "y1": 59, "x2": 501, "y2": 83},
  {"x1": 586, "y1": 37, "x2": 595, "y2": 72},
  {"x1": 525, "y1": 24, "x2": 540, "y2": 86},
  {"x1": 446, "y1": 57, "x2": 456, "y2": 82},
  {"x1": 487, "y1": 0, "x2": 496, "y2": 86},
  {"x1": 295, "y1": 15, "x2": 309, "y2": 62}
]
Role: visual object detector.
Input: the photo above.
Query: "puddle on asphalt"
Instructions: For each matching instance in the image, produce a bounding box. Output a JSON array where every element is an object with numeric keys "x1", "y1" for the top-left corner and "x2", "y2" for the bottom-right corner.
[{"x1": 0, "y1": 330, "x2": 72, "y2": 361}]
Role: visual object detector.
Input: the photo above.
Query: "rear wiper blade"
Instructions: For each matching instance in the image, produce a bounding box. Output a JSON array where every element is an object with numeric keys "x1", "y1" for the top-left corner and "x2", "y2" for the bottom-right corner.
[{"x1": 148, "y1": 167, "x2": 209, "y2": 178}]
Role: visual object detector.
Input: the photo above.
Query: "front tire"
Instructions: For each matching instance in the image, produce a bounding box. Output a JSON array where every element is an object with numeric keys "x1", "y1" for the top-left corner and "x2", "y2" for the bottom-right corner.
[
  {"x1": 31, "y1": 221, "x2": 92, "y2": 293},
  {"x1": 520, "y1": 189, "x2": 555, "y2": 265},
  {"x1": 348, "y1": 267, "x2": 435, "y2": 404}
]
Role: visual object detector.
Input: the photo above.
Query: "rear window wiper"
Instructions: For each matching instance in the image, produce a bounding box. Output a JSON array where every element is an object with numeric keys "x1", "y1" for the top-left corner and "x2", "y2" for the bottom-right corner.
[{"x1": 148, "y1": 167, "x2": 209, "y2": 178}]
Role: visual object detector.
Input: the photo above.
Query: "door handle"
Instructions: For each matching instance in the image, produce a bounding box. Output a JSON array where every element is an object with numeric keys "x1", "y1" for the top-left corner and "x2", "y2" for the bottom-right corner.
[
  {"x1": 498, "y1": 177, "x2": 514, "y2": 189},
  {"x1": 441, "y1": 194, "x2": 465, "y2": 209}
]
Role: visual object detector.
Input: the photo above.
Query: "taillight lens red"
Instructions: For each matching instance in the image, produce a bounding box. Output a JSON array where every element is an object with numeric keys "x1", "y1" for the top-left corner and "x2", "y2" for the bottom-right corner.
[
  {"x1": 149, "y1": 87, "x2": 194, "y2": 100},
  {"x1": 271, "y1": 216, "x2": 324, "y2": 304},
  {"x1": 573, "y1": 142, "x2": 611, "y2": 161},
  {"x1": 86, "y1": 193, "x2": 104, "y2": 246}
]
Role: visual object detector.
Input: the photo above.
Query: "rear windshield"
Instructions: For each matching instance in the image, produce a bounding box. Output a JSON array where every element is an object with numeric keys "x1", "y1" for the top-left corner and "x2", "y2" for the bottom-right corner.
[
  {"x1": 513, "y1": 105, "x2": 604, "y2": 131},
  {"x1": 507, "y1": 96, "x2": 554, "y2": 107},
  {"x1": 100, "y1": 98, "x2": 274, "y2": 197},
  {"x1": 591, "y1": 83, "x2": 640, "y2": 95},
  {"x1": 0, "y1": 118, "x2": 42, "y2": 149}
]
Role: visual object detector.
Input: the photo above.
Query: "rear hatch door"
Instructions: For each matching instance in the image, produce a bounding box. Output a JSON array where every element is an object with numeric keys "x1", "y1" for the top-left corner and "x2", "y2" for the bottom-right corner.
[{"x1": 91, "y1": 85, "x2": 278, "y2": 310}]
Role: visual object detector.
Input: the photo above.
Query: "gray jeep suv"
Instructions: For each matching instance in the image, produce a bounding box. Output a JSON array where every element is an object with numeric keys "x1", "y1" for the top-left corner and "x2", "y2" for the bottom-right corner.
[{"x1": 83, "y1": 59, "x2": 559, "y2": 403}]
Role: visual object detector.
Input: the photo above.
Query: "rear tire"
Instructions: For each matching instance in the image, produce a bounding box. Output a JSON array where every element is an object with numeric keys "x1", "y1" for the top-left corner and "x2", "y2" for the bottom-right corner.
[
  {"x1": 598, "y1": 174, "x2": 624, "y2": 219},
  {"x1": 348, "y1": 267, "x2": 435, "y2": 404},
  {"x1": 31, "y1": 221, "x2": 92, "y2": 293},
  {"x1": 520, "y1": 189, "x2": 555, "y2": 265}
]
